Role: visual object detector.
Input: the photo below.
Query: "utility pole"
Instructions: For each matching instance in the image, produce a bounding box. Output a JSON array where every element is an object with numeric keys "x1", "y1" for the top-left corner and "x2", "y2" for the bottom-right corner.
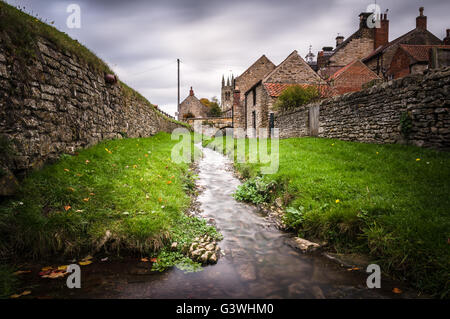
[{"x1": 177, "y1": 58, "x2": 180, "y2": 120}]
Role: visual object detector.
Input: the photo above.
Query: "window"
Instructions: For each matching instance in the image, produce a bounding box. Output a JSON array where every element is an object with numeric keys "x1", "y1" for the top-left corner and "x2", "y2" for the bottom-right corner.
[
  {"x1": 252, "y1": 88, "x2": 256, "y2": 106},
  {"x1": 252, "y1": 110, "x2": 256, "y2": 129}
]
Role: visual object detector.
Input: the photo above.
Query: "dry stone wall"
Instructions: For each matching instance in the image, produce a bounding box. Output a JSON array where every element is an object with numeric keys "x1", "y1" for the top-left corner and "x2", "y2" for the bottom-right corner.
[
  {"x1": 0, "y1": 36, "x2": 183, "y2": 178},
  {"x1": 275, "y1": 67, "x2": 450, "y2": 151}
]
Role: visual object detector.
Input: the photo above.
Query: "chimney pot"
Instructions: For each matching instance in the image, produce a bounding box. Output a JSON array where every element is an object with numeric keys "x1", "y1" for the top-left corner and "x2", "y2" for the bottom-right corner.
[
  {"x1": 189, "y1": 87, "x2": 194, "y2": 96},
  {"x1": 444, "y1": 29, "x2": 450, "y2": 45},
  {"x1": 336, "y1": 35, "x2": 344, "y2": 47},
  {"x1": 416, "y1": 7, "x2": 427, "y2": 30}
]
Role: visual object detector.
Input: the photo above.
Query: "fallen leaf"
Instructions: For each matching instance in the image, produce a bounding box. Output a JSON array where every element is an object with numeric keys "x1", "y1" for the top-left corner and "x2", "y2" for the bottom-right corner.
[
  {"x1": 41, "y1": 266, "x2": 53, "y2": 271},
  {"x1": 167, "y1": 181, "x2": 172, "y2": 184},
  {"x1": 79, "y1": 260, "x2": 92, "y2": 266},
  {"x1": 57, "y1": 265, "x2": 68, "y2": 271},
  {"x1": 68, "y1": 187, "x2": 75, "y2": 192},
  {"x1": 150, "y1": 258, "x2": 158, "y2": 263},
  {"x1": 64, "y1": 168, "x2": 70, "y2": 172},
  {"x1": 83, "y1": 198, "x2": 90, "y2": 202},
  {"x1": 21, "y1": 290, "x2": 31, "y2": 296},
  {"x1": 141, "y1": 258, "x2": 149, "y2": 262},
  {"x1": 392, "y1": 287, "x2": 402, "y2": 294},
  {"x1": 64, "y1": 205, "x2": 71, "y2": 211},
  {"x1": 101, "y1": 257, "x2": 108, "y2": 262},
  {"x1": 89, "y1": 193, "x2": 95, "y2": 196},
  {"x1": 82, "y1": 255, "x2": 93, "y2": 261}
]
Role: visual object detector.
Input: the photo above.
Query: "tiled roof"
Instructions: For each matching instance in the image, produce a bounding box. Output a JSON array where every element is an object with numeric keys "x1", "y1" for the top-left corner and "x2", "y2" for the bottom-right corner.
[
  {"x1": 329, "y1": 60, "x2": 358, "y2": 80},
  {"x1": 264, "y1": 83, "x2": 299, "y2": 97},
  {"x1": 363, "y1": 28, "x2": 443, "y2": 62},
  {"x1": 329, "y1": 60, "x2": 380, "y2": 81},
  {"x1": 400, "y1": 44, "x2": 450, "y2": 62},
  {"x1": 263, "y1": 83, "x2": 328, "y2": 97}
]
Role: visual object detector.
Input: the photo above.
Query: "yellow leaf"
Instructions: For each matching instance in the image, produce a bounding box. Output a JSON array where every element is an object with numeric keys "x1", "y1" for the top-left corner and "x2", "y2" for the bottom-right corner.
[
  {"x1": 68, "y1": 187, "x2": 75, "y2": 192},
  {"x1": 21, "y1": 290, "x2": 31, "y2": 296},
  {"x1": 41, "y1": 266, "x2": 53, "y2": 271},
  {"x1": 79, "y1": 260, "x2": 92, "y2": 266},
  {"x1": 392, "y1": 287, "x2": 402, "y2": 294},
  {"x1": 57, "y1": 265, "x2": 68, "y2": 271},
  {"x1": 10, "y1": 294, "x2": 21, "y2": 299},
  {"x1": 335, "y1": 199, "x2": 340, "y2": 203},
  {"x1": 64, "y1": 168, "x2": 70, "y2": 172},
  {"x1": 83, "y1": 198, "x2": 90, "y2": 202},
  {"x1": 82, "y1": 255, "x2": 93, "y2": 261}
]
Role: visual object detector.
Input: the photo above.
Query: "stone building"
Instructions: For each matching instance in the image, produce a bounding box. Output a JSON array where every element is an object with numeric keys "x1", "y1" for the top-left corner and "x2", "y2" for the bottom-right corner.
[
  {"x1": 362, "y1": 7, "x2": 444, "y2": 78},
  {"x1": 328, "y1": 60, "x2": 381, "y2": 95},
  {"x1": 178, "y1": 87, "x2": 209, "y2": 121},
  {"x1": 317, "y1": 11, "x2": 390, "y2": 79},
  {"x1": 244, "y1": 51, "x2": 324, "y2": 137},
  {"x1": 388, "y1": 44, "x2": 450, "y2": 79},
  {"x1": 221, "y1": 55, "x2": 276, "y2": 135},
  {"x1": 221, "y1": 75, "x2": 234, "y2": 112}
]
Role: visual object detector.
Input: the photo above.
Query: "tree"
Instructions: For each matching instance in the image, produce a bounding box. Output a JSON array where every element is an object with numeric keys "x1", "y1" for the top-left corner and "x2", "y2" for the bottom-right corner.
[
  {"x1": 273, "y1": 85, "x2": 319, "y2": 111},
  {"x1": 183, "y1": 112, "x2": 195, "y2": 119},
  {"x1": 208, "y1": 102, "x2": 222, "y2": 118},
  {"x1": 200, "y1": 97, "x2": 222, "y2": 118}
]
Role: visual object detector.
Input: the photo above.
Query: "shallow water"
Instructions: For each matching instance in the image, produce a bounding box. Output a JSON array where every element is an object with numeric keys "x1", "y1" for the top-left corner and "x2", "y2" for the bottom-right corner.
[{"x1": 30, "y1": 146, "x2": 415, "y2": 299}]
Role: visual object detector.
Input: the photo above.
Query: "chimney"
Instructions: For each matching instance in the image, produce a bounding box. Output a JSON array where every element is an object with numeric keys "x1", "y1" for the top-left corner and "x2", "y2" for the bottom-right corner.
[
  {"x1": 336, "y1": 35, "x2": 344, "y2": 47},
  {"x1": 374, "y1": 13, "x2": 389, "y2": 49},
  {"x1": 189, "y1": 87, "x2": 194, "y2": 96},
  {"x1": 416, "y1": 7, "x2": 427, "y2": 30},
  {"x1": 444, "y1": 29, "x2": 450, "y2": 45}
]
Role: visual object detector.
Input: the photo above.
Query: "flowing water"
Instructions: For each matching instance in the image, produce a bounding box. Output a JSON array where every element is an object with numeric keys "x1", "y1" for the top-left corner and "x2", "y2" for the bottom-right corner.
[{"x1": 31, "y1": 146, "x2": 415, "y2": 299}]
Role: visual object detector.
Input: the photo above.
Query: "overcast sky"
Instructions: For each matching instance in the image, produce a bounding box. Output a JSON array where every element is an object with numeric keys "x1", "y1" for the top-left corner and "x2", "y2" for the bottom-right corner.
[{"x1": 6, "y1": 0, "x2": 449, "y2": 115}]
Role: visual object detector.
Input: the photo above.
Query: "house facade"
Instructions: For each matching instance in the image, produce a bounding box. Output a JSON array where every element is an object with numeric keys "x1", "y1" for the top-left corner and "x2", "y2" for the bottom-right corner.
[
  {"x1": 178, "y1": 87, "x2": 209, "y2": 121},
  {"x1": 388, "y1": 44, "x2": 450, "y2": 79}
]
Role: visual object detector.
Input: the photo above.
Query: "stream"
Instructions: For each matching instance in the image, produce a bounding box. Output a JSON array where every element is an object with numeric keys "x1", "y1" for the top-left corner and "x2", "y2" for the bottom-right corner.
[{"x1": 30, "y1": 145, "x2": 415, "y2": 299}]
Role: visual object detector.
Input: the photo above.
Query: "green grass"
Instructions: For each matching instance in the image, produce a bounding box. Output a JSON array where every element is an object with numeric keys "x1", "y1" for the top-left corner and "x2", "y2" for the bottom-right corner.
[
  {"x1": 0, "y1": 1, "x2": 112, "y2": 73},
  {"x1": 0, "y1": 132, "x2": 217, "y2": 261},
  {"x1": 205, "y1": 137, "x2": 450, "y2": 297}
]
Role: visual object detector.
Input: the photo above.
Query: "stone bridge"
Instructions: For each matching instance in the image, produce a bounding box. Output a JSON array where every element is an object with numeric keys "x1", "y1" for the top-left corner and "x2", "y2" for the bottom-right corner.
[{"x1": 186, "y1": 117, "x2": 233, "y2": 136}]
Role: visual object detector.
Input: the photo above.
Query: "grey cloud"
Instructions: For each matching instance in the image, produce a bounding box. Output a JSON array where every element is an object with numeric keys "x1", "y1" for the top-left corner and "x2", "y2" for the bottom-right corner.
[{"x1": 5, "y1": 0, "x2": 449, "y2": 115}]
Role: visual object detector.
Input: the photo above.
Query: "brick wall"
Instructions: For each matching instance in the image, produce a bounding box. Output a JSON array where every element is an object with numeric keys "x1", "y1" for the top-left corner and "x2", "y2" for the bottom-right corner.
[{"x1": 274, "y1": 67, "x2": 450, "y2": 151}]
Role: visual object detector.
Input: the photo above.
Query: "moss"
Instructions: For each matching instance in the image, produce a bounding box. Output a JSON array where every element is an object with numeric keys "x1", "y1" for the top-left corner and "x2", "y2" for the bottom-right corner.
[{"x1": 0, "y1": 1, "x2": 112, "y2": 73}]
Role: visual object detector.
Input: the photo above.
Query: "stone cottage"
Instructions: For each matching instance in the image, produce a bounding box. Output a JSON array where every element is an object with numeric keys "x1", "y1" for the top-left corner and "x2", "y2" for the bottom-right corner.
[
  {"x1": 221, "y1": 55, "x2": 276, "y2": 135},
  {"x1": 328, "y1": 59, "x2": 381, "y2": 95},
  {"x1": 178, "y1": 87, "x2": 209, "y2": 121},
  {"x1": 244, "y1": 50, "x2": 324, "y2": 137}
]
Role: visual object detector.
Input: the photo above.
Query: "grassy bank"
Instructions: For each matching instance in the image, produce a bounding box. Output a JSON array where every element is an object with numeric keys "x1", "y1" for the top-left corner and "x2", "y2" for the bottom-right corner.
[
  {"x1": 0, "y1": 133, "x2": 219, "y2": 298},
  {"x1": 205, "y1": 137, "x2": 450, "y2": 297}
]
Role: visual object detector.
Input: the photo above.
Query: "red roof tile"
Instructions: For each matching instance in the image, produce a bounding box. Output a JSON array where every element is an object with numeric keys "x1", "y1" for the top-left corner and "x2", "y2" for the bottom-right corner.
[
  {"x1": 400, "y1": 44, "x2": 450, "y2": 62},
  {"x1": 263, "y1": 83, "x2": 330, "y2": 97}
]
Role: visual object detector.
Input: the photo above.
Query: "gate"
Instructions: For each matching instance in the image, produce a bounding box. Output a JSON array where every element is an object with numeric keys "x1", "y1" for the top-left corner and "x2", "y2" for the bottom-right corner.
[{"x1": 309, "y1": 105, "x2": 319, "y2": 136}]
